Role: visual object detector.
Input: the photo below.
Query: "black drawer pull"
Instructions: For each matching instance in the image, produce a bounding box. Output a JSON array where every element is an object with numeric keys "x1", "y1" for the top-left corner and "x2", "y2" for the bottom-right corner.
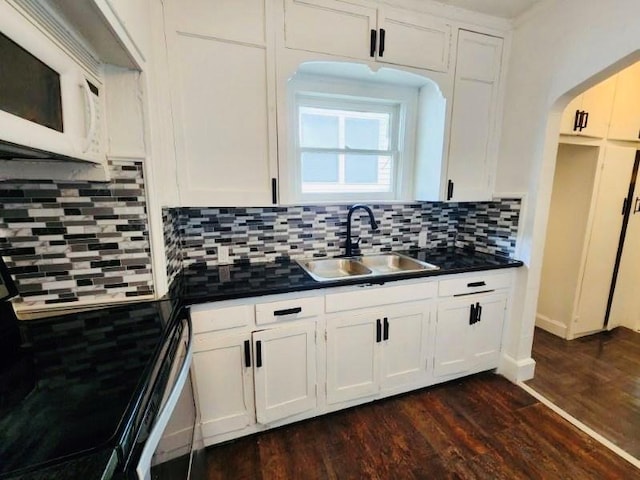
[
  {"x1": 273, "y1": 307, "x2": 302, "y2": 316},
  {"x1": 467, "y1": 281, "x2": 486, "y2": 288},
  {"x1": 376, "y1": 319, "x2": 382, "y2": 343},
  {"x1": 244, "y1": 340, "x2": 251, "y2": 368},
  {"x1": 256, "y1": 340, "x2": 262, "y2": 368}
]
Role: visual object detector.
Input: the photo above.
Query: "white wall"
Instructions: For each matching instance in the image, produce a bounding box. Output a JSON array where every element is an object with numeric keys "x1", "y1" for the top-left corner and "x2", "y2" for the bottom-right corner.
[{"x1": 496, "y1": 0, "x2": 640, "y2": 379}]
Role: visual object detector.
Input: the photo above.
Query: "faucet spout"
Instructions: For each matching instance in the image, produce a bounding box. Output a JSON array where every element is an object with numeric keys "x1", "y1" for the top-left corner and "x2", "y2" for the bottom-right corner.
[{"x1": 345, "y1": 204, "x2": 378, "y2": 257}]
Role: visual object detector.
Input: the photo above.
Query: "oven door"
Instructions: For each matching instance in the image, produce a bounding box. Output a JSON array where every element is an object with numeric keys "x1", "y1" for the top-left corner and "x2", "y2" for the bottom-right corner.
[{"x1": 134, "y1": 316, "x2": 204, "y2": 480}]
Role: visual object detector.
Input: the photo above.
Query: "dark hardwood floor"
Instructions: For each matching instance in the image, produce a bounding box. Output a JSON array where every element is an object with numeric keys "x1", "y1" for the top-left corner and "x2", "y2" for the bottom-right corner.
[
  {"x1": 526, "y1": 326, "x2": 640, "y2": 459},
  {"x1": 204, "y1": 372, "x2": 638, "y2": 479}
]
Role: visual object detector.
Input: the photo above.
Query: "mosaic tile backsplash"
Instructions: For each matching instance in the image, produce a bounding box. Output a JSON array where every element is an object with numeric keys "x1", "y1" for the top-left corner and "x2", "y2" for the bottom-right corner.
[
  {"x1": 0, "y1": 160, "x2": 154, "y2": 308},
  {"x1": 164, "y1": 199, "x2": 521, "y2": 271}
]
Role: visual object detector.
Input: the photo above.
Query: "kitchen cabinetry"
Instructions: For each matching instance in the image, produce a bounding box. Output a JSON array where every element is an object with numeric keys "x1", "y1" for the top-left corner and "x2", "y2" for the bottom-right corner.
[
  {"x1": 325, "y1": 282, "x2": 435, "y2": 405},
  {"x1": 608, "y1": 62, "x2": 640, "y2": 142},
  {"x1": 559, "y1": 75, "x2": 616, "y2": 138},
  {"x1": 537, "y1": 144, "x2": 635, "y2": 338},
  {"x1": 190, "y1": 296, "x2": 320, "y2": 445},
  {"x1": 434, "y1": 273, "x2": 509, "y2": 376},
  {"x1": 163, "y1": 0, "x2": 278, "y2": 206},
  {"x1": 283, "y1": 0, "x2": 451, "y2": 72},
  {"x1": 445, "y1": 30, "x2": 503, "y2": 201}
]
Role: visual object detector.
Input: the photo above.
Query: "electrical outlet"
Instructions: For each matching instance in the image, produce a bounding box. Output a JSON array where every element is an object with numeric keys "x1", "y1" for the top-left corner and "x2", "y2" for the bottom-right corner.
[
  {"x1": 418, "y1": 230, "x2": 428, "y2": 248},
  {"x1": 218, "y1": 245, "x2": 231, "y2": 264}
]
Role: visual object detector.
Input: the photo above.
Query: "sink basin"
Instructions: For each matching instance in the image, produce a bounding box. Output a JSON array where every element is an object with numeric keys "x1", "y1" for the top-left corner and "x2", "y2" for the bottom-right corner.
[
  {"x1": 296, "y1": 253, "x2": 439, "y2": 282},
  {"x1": 359, "y1": 253, "x2": 439, "y2": 273},
  {"x1": 297, "y1": 258, "x2": 373, "y2": 282}
]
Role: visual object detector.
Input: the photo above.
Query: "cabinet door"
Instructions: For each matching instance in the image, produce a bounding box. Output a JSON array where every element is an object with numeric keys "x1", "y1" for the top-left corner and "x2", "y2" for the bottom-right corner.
[
  {"x1": 434, "y1": 299, "x2": 473, "y2": 377},
  {"x1": 253, "y1": 323, "x2": 317, "y2": 424},
  {"x1": 576, "y1": 145, "x2": 636, "y2": 336},
  {"x1": 283, "y1": 0, "x2": 377, "y2": 60},
  {"x1": 326, "y1": 312, "x2": 380, "y2": 404},
  {"x1": 193, "y1": 333, "x2": 255, "y2": 439},
  {"x1": 559, "y1": 95, "x2": 584, "y2": 135},
  {"x1": 560, "y1": 76, "x2": 616, "y2": 138},
  {"x1": 608, "y1": 62, "x2": 640, "y2": 142},
  {"x1": 164, "y1": 2, "x2": 277, "y2": 206},
  {"x1": 170, "y1": 0, "x2": 266, "y2": 46},
  {"x1": 609, "y1": 163, "x2": 640, "y2": 331},
  {"x1": 380, "y1": 303, "x2": 430, "y2": 392},
  {"x1": 377, "y1": 6, "x2": 450, "y2": 72},
  {"x1": 471, "y1": 294, "x2": 506, "y2": 370},
  {"x1": 446, "y1": 30, "x2": 503, "y2": 201}
]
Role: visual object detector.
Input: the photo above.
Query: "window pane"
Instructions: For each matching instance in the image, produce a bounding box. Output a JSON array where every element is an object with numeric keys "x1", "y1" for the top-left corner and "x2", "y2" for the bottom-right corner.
[
  {"x1": 345, "y1": 115, "x2": 389, "y2": 150},
  {"x1": 345, "y1": 154, "x2": 378, "y2": 183},
  {"x1": 300, "y1": 111, "x2": 338, "y2": 148},
  {"x1": 301, "y1": 152, "x2": 339, "y2": 183}
]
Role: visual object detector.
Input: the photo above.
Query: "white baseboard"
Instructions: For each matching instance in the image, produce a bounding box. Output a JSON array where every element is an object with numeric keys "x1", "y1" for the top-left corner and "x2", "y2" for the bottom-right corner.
[
  {"x1": 498, "y1": 354, "x2": 536, "y2": 382},
  {"x1": 535, "y1": 313, "x2": 567, "y2": 338}
]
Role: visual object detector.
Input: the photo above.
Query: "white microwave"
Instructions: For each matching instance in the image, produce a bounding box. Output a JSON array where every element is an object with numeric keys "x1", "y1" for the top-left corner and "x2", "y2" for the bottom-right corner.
[{"x1": 0, "y1": 1, "x2": 102, "y2": 164}]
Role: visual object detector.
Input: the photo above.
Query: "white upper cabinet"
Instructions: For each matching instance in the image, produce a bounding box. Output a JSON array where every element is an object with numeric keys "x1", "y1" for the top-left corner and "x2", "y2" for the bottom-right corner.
[
  {"x1": 283, "y1": 0, "x2": 377, "y2": 61},
  {"x1": 163, "y1": 0, "x2": 277, "y2": 207},
  {"x1": 608, "y1": 62, "x2": 640, "y2": 142},
  {"x1": 559, "y1": 75, "x2": 616, "y2": 138},
  {"x1": 377, "y1": 6, "x2": 450, "y2": 72},
  {"x1": 445, "y1": 30, "x2": 503, "y2": 202},
  {"x1": 283, "y1": 0, "x2": 451, "y2": 72}
]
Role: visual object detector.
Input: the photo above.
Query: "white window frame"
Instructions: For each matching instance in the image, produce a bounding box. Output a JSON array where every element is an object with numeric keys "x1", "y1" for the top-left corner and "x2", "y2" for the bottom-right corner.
[{"x1": 284, "y1": 73, "x2": 418, "y2": 204}]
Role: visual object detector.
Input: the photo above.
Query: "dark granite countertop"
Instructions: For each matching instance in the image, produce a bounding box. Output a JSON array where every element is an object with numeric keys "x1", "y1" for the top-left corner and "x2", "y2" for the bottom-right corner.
[
  {"x1": 0, "y1": 299, "x2": 180, "y2": 480},
  {"x1": 175, "y1": 247, "x2": 524, "y2": 305}
]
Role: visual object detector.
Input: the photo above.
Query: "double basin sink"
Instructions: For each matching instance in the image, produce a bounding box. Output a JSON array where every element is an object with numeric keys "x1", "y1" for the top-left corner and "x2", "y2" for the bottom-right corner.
[{"x1": 297, "y1": 252, "x2": 439, "y2": 282}]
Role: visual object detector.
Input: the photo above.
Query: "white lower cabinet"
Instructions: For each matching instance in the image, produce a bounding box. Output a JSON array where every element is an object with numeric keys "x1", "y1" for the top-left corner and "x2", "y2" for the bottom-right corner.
[
  {"x1": 190, "y1": 272, "x2": 514, "y2": 446},
  {"x1": 193, "y1": 332, "x2": 256, "y2": 440},
  {"x1": 326, "y1": 302, "x2": 431, "y2": 405},
  {"x1": 253, "y1": 323, "x2": 317, "y2": 424},
  {"x1": 434, "y1": 293, "x2": 507, "y2": 377}
]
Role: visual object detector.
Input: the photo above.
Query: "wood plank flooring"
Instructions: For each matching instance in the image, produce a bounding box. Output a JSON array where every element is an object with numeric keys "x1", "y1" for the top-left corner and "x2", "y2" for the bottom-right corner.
[
  {"x1": 526, "y1": 326, "x2": 640, "y2": 459},
  {"x1": 204, "y1": 372, "x2": 638, "y2": 479}
]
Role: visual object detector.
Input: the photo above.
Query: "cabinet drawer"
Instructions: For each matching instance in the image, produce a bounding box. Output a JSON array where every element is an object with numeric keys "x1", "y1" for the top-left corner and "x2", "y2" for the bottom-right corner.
[
  {"x1": 438, "y1": 273, "x2": 511, "y2": 297},
  {"x1": 255, "y1": 296, "x2": 323, "y2": 325},
  {"x1": 190, "y1": 304, "x2": 254, "y2": 334},
  {"x1": 326, "y1": 281, "x2": 436, "y2": 313}
]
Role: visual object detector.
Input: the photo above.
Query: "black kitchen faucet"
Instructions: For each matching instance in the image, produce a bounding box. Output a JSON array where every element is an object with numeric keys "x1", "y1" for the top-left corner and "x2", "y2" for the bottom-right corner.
[{"x1": 345, "y1": 204, "x2": 378, "y2": 257}]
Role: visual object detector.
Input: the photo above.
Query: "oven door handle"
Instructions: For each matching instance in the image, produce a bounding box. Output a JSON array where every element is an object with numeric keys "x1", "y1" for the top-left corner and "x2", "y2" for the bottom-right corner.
[{"x1": 136, "y1": 317, "x2": 193, "y2": 480}]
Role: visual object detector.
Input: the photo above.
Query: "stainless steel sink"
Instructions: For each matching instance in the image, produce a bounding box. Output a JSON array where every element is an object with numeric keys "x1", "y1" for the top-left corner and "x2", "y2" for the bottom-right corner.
[
  {"x1": 359, "y1": 253, "x2": 439, "y2": 274},
  {"x1": 296, "y1": 253, "x2": 439, "y2": 282},
  {"x1": 297, "y1": 258, "x2": 373, "y2": 282}
]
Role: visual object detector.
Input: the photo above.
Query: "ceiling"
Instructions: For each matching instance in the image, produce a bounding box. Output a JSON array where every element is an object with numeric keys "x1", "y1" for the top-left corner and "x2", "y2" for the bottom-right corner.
[{"x1": 434, "y1": 0, "x2": 543, "y2": 19}]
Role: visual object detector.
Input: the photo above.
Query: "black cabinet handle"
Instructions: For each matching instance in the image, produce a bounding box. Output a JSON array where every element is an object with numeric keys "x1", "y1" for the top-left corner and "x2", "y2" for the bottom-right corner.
[
  {"x1": 244, "y1": 340, "x2": 251, "y2": 367},
  {"x1": 469, "y1": 304, "x2": 476, "y2": 325},
  {"x1": 376, "y1": 319, "x2": 382, "y2": 343},
  {"x1": 467, "y1": 281, "x2": 486, "y2": 288},
  {"x1": 383, "y1": 317, "x2": 389, "y2": 340},
  {"x1": 573, "y1": 110, "x2": 581, "y2": 132},
  {"x1": 256, "y1": 340, "x2": 262, "y2": 368},
  {"x1": 273, "y1": 307, "x2": 302, "y2": 316},
  {"x1": 447, "y1": 180, "x2": 454, "y2": 201},
  {"x1": 476, "y1": 303, "x2": 482, "y2": 323},
  {"x1": 271, "y1": 178, "x2": 277, "y2": 204},
  {"x1": 379, "y1": 28, "x2": 386, "y2": 57},
  {"x1": 581, "y1": 111, "x2": 589, "y2": 130},
  {"x1": 370, "y1": 29, "x2": 377, "y2": 57}
]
